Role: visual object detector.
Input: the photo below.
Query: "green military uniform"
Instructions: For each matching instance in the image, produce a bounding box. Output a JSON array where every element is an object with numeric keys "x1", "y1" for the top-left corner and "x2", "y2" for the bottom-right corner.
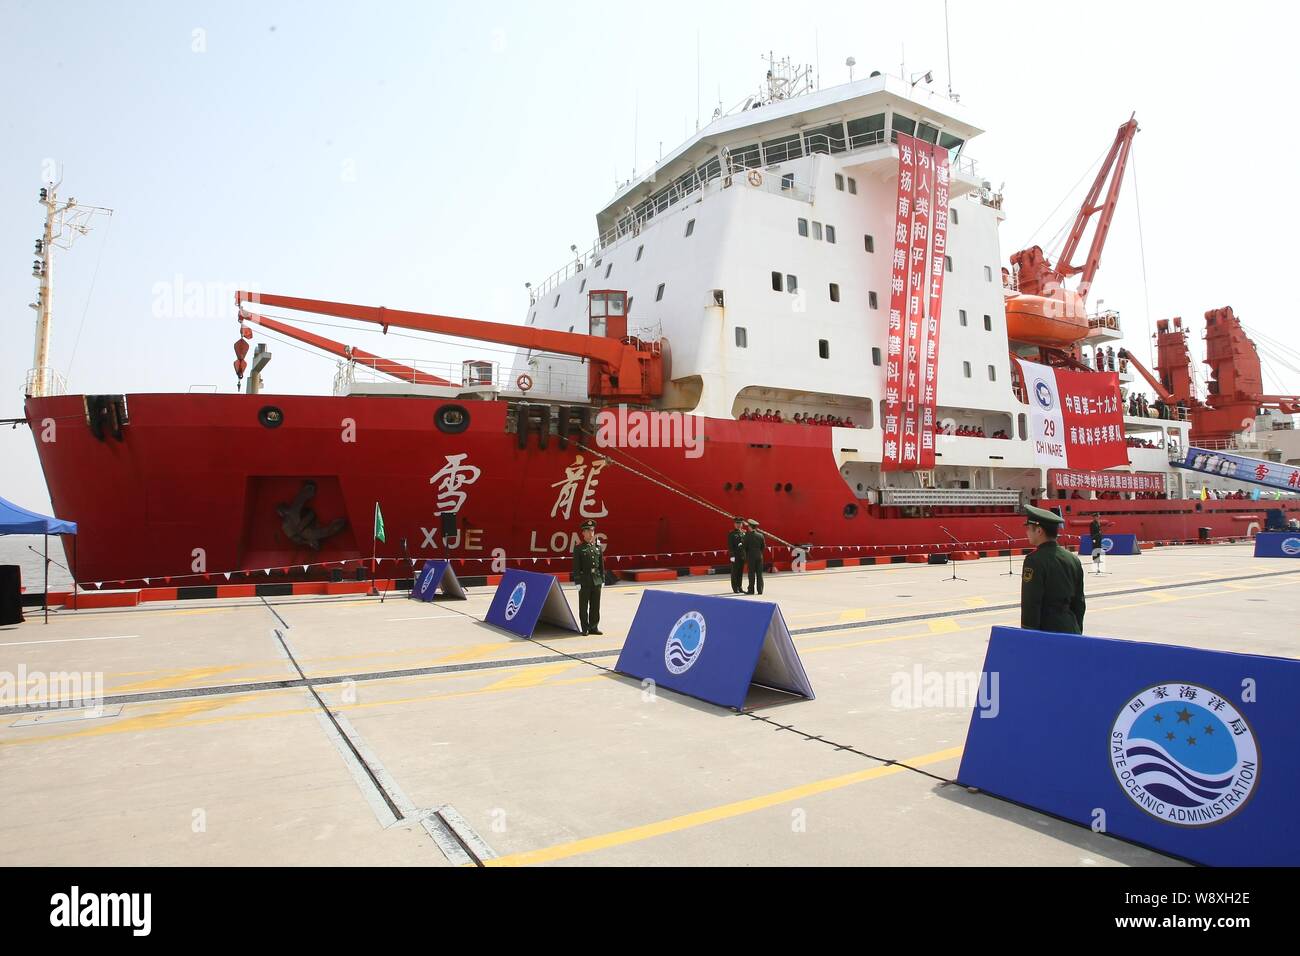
[
  {"x1": 572, "y1": 520, "x2": 605, "y2": 634},
  {"x1": 744, "y1": 519, "x2": 766, "y2": 595},
  {"x1": 1021, "y1": 505, "x2": 1086, "y2": 633},
  {"x1": 728, "y1": 518, "x2": 747, "y2": 593}
]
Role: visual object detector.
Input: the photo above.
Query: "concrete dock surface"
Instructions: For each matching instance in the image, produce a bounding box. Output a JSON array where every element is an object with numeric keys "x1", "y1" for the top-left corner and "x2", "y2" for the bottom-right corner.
[{"x1": 2, "y1": 543, "x2": 1295, "y2": 867}]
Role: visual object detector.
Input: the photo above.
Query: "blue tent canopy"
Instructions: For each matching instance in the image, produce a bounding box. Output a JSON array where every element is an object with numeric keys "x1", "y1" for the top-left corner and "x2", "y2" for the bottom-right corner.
[{"x1": 0, "y1": 496, "x2": 77, "y2": 535}]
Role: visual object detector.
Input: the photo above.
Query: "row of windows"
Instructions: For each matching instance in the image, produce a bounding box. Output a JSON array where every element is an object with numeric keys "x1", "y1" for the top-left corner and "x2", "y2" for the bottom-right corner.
[
  {"x1": 548, "y1": 218, "x2": 697, "y2": 310},
  {"x1": 958, "y1": 310, "x2": 995, "y2": 331},
  {"x1": 962, "y1": 362, "x2": 998, "y2": 381},
  {"x1": 834, "y1": 173, "x2": 858, "y2": 194},
  {"x1": 736, "y1": 330, "x2": 999, "y2": 376},
  {"x1": 796, "y1": 218, "x2": 837, "y2": 243}
]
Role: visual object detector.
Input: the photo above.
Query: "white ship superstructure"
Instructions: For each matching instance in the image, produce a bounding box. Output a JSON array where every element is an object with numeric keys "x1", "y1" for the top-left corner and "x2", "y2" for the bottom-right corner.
[{"x1": 515, "y1": 64, "x2": 1191, "y2": 501}]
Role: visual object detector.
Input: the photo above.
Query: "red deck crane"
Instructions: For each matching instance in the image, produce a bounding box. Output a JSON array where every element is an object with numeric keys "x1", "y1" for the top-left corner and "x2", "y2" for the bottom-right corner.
[
  {"x1": 234, "y1": 290, "x2": 664, "y2": 404},
  {"x1": 1005, "y1": 116, "x2": 1140, "y2": 347}
]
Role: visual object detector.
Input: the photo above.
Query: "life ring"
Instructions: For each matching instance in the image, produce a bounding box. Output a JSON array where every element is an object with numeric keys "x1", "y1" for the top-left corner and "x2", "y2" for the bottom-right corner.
[
  {"x1": 747, "y1": 170, "x2": 763, "y2": 187},
  {"x1": 516, "y1": 374, "x2": 533, "y2": 392}
]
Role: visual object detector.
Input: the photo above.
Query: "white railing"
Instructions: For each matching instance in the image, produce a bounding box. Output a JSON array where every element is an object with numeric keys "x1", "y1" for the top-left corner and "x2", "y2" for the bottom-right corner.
[
  {"x1": 333, "y1": 357, "x2": 589, "y2": 399},
  {"x1": 531, "y1": 129, "x2": 980, "y2": 301},
  {"x1": 23, "y1": 366, "x2": 66, "y2": 398}
]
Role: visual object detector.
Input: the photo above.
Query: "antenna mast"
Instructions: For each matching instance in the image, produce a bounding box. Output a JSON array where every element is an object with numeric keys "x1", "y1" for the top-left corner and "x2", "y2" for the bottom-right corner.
[{"x1": 28, "y1": 178, "x2": 113, "y2": 398}]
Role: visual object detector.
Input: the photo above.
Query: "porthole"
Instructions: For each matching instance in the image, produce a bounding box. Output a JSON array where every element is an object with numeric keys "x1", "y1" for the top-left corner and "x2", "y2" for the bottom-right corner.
[
  {"x1": 774, "y1": 483, "x2": 782, "y2": 492},
  {"x1": 784, "y1": 483, "x2": 793, "y2": 493},
  {"x1": 435, "y1": 404, "x2": 470, "y2": 434},
  {"x1": 724, "y1": 482, "x2": 733, "y2": 491},
  {"x1": 736, "y1": 482, "x2": 745, "y2": 491},
  {"x1": 258, "y1": 405, "x2": 284, "y2": 429},
  {"x1": 844, "y1": 503, "x2": 859, "y2": 518}
]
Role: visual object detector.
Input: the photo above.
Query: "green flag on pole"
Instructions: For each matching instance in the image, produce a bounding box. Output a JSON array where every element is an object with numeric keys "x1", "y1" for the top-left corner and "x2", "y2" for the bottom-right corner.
[{"x1": 374, "y1": 501, "x2": 386, "y2": 544}]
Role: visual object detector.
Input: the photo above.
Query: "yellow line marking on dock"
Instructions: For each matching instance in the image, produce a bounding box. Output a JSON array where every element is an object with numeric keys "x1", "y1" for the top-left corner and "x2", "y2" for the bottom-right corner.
[
  {"x1": 484, "y1": 745, "x2": 963, "y2": 867},
  {"x1": 927, "y1": 618, "x2": 961, "y2": 634},
  {"x1": 481, "y1": 662, "x2": 578, "y2": 690}
]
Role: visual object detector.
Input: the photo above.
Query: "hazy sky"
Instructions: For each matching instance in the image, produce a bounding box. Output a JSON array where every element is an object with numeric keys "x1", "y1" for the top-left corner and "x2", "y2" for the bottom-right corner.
[{"x1": 2, "y1": 0, "x2": 1297, "y2": 511}]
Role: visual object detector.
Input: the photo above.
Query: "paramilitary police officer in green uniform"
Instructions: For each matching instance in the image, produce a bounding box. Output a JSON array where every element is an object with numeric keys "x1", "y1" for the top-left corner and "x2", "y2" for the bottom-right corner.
[
  {"x1": 744, "y1": 518, "x2": 766, "y2": 595},
  {"x1": 728, "y1": 516, "x2": 747, "y2": 594},
  {"x1": 572, "y1": 519, "x2": 605, "y2": 635},
  {"x1": 1021, "y1": 505, "x2": 1086, "y2": 633}
]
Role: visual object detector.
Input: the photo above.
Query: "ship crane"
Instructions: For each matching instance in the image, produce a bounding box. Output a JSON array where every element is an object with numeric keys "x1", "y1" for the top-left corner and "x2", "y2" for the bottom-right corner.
[
  {"x1": 1005, "y1": 116, "x2": 1139, "y2": 349},
  {"x1": 234, "y1": 290, "x2": 664, "y2": 404},
  {"x1": 1121, "y1": 309, "x2": 1300, "y2": 444}
]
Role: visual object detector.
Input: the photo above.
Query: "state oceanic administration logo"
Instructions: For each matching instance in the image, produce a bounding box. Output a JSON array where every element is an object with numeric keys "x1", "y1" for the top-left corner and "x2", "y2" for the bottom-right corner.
[
  {"x1": 1110, "y1": 683, "x2": 1258, "y2": 826},
  {"x1": 1033, "y1": 377, "x2": 1055, "y2": 411},
  {"x1": 1281, "y1": 537, "x2": 1300, "y2": 556},
  {"x1": 664, "y1": 611, "x2": 707, "y2": 675},
  {"x1": 504, "y1": 581, "x2": 527, "y2": 621}
]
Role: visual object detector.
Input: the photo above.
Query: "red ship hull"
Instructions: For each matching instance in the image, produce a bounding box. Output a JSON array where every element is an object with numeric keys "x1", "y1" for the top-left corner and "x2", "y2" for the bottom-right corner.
[{"x1": 25, "y1": 393, "x2": 1296, "y2": 586}]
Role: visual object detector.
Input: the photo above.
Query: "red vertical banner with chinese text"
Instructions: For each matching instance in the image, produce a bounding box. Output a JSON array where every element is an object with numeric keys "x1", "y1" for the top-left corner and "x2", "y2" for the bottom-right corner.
[
  {"x1": 919, "y1": 145, "x2": 951, "y2": 470},
  {"x1": 881, "y1": 134, "x2": 919, "y2": 471},
  {"x1": 900, "y1": 144, "x2": 932, "y2": 469}
]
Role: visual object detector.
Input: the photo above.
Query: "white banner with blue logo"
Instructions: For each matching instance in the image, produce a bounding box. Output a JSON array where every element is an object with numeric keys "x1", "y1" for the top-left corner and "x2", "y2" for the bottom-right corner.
[
  {"x1": 1020, "y1": 359, "x2": 1069, "y2": 469},
  {"x1": 484, "y1": 568, "x2": 580, "y2": 637},
  {"x1": 958, "y1": 626, "x2": 1300, "y2": 865},
  {"x1": 616, "y1": 591, "x2": 813, "y2": 710}
]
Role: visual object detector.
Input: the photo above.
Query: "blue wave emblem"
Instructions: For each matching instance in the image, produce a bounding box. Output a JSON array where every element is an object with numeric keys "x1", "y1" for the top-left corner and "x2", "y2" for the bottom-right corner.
[
  {"x1": 504, "y1": 582, "x2": 527, "y2": 621},
  {"x1": 1101, "y1": 537, "x2": 1115, "y2": 552},
  {"x1": 1282, "y1": 537, "x2": 1300, "y2": 556},
  {"x1": 664, "y1": 612, "x2": 707, "y2": 675},
  {"x1": 1126, "y1": 702, "x2": 1237, "y2": 808}
]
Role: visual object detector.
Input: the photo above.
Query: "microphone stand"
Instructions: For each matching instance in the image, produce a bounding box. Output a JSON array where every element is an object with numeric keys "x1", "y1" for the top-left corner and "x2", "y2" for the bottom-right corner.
[
  {"x1": 938, "y1": 526, "x2": 966, "y2": 582},
  {"x1": 991, "y1": 524, "x2": 1018, "y2": 577}
]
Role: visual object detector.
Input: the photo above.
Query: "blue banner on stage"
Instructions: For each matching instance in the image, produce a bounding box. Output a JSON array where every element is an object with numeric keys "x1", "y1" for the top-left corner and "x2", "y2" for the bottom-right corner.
[
  {"x1": 615, "y1": 591, "x2": 814, "y2": 710},
  {"x1": 1078, "y1": 533, "x2": 1139, "y2": 556},
  {"x1": 410, "y1": 559, "x2": 467, "y2": 601},
  {"x1": 958, "y1": 626, "x2": 1300, "y2": 866},
  {"x1": 1254, "y1": 532, "x2": 1300, "y2": 558},
  {"x1": 484, "y1": 569, "x2": 580, "y2": 638}
]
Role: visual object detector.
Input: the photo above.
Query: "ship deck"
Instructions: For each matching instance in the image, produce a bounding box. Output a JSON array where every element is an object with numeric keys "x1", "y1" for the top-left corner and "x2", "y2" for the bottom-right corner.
[{"x1": 2, "y1": 543, "x2": 1296, "y2": 867}]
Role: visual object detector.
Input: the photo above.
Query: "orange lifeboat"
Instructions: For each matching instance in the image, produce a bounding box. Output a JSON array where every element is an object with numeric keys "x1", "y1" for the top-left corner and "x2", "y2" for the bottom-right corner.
[{"x1": 1004, "y1": 288, "x2": 1090, "y2": 347}]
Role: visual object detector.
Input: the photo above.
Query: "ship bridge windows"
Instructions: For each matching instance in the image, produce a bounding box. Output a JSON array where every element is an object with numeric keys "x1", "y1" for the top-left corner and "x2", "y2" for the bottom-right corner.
[
  {"x1": 940, "y1": 132, "x2": 964, "y2": 152},
  {"x1": 729, "y1": 143, "x2": 762, "y2": 170},
  {"x1": 805, "y1": 121, "x2": 847, "y2": 154},
  {"x1": 917, "y1": 122, "x2": 940, "y2": 145},
  {"x1": 763, "y1": 133, "x2": 802, "y2": 165},
  {"x1": 847, "y1": 113, "x2": 886, "y2": 149},
  {"x1": 891, "y1": 114, "x2": 917, "y2": 139}
]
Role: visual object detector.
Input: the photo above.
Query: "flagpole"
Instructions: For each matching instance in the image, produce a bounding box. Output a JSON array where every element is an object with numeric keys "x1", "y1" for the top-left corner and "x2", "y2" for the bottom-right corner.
[{"x1": 370, "y1": 501, "x2": 379, "y2": 596}]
